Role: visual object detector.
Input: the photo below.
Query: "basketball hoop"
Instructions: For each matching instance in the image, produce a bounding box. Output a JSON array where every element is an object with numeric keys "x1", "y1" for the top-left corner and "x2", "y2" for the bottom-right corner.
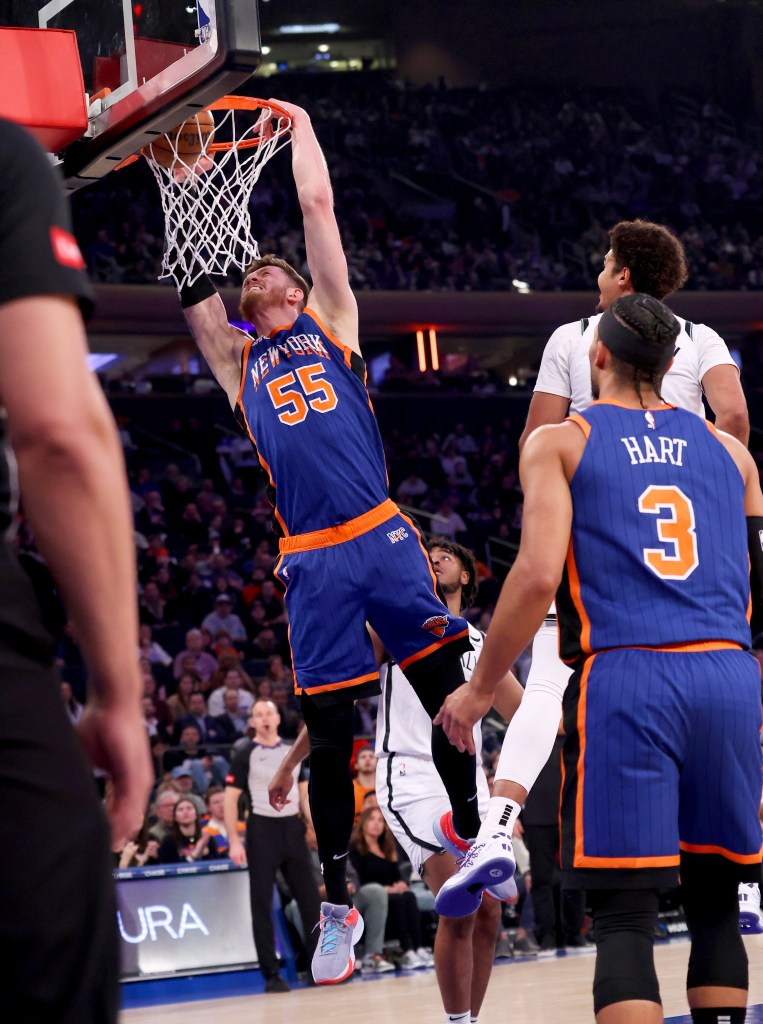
[{"x1": 143, "y1": 97, "x2": 292, "y2": 287}]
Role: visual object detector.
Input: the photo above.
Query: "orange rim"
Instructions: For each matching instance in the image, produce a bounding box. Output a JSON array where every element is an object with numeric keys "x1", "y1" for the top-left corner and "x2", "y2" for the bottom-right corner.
[{"x1": 203, "y1": 95, "x2": 292, "y2": 152}]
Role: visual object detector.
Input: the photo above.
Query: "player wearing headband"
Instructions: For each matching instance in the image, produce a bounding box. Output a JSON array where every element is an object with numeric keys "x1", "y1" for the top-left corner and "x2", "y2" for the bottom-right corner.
[{"x1": 435, "y1": 293, "x2": 763, "y2": 1024}]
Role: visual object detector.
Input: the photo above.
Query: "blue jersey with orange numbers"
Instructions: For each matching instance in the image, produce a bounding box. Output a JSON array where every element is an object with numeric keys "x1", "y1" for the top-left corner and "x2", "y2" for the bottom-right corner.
[
  {"x1": 234, "y1": 308, "x2": 389, "y2": 538},
  {"x1": 556, "y1": 401, "x2": 751, "y2": 664}
]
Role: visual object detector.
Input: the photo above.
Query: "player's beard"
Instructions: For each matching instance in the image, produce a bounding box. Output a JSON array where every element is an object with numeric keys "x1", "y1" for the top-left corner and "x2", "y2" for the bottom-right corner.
[{"x1": 438, "y1": 580, "x2": 460, "y2": 597}]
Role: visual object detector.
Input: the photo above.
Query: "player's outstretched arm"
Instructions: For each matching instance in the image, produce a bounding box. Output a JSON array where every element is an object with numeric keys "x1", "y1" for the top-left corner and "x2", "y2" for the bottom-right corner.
[
  {"x1": 435, "y1": 424, "x2": 578, "y2": 753},
  {"x1": 179, "y1": 281, "x2": 249, "y2": 405},
  {"x1": 269, "y1": 99, "x2": 359, "y2": 354}
]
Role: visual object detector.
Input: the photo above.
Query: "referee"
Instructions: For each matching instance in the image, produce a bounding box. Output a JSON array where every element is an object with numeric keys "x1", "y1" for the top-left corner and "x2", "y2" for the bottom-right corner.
[
  {"x1": 0, "y1": 119, "x2": 151, "y2": 1022},
  {"x1": 224, "y1": 697, "x2": 321, "y2": 992}
]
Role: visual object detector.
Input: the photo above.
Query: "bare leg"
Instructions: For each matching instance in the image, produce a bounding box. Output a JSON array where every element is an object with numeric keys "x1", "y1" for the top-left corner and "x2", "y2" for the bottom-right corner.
[
  {"x1": 423, "y1": 852, "x2": 476, "y2": 1014},
  {"x1": 596, "y1": 1002, "x2": 663, "y2": 1024}
]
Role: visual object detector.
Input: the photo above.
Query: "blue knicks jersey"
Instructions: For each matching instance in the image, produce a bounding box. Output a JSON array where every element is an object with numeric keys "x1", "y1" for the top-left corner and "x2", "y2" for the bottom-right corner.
[
  {"x1": 557, "y1": 402, "x2": 751, "y2": 664},
  {"x1": 234, "y1": 309, "x2": 389, "y2": 537}
]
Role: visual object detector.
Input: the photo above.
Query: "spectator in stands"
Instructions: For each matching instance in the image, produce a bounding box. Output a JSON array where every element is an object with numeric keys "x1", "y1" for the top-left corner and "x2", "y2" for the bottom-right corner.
[
  {"x1": 349, "y1": 808, "x2": 429, "y2": 970},
  {"x1": 165, "y1": 671, "x2": 200, "y2": 723},
  {"x1": 117, "y1": 825, "x2": 159, "y2": 869},
  {"x1": 207, "y1": 665, "x2": 256, "y2": 717},
  {"x1": 270, "y1": 684, "x2": 302, "y2": 741},
  {"x1": 214, "y1": 687, "x2": 249, "y2": 741},
  {"x1": 202, "y1": 591, "x2": 247, "y2": 639},
  {"x1": 171, "y1": 627, "x2": 218, "y2": 682},
  {"x1": 60, "y1": 680, "x2": 84, "y2": 726},
  {"x1": 430, "y1": 494, "x2": 467, "y2": 541},
  {"x1": 173, "y1": 690, "x2": 230, "y2": 745},
  {"x1": 167, "y1": 765, "x2": 207, "y2": 816},
  {"x1": 148, "y1": 786, "x2": 180, "y2": 844},
  {"x1": 174, "y1": 571, "x2": 213, "y2": 626},
  {"x1": 137, "y1": 623, "x2": 172, "y2": 668},
  {"x1": 201, "y1": 786, "x2": 244, "y2": 857},
  {"x1": 157, "y1": 797, "x2": 219, "y2": 863},
  {"x1": 396, "y1": 469, "x2": 429, "y2": 506},
  {"x1": 139, "y1": 580, "x2": 174, "y2": 629},
  {"x1": 353, "y1": 745, "x2": 378, "y2": 823}
]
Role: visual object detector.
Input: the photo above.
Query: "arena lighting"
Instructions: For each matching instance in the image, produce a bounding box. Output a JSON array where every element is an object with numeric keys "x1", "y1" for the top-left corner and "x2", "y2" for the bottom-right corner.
[
  {"x1": 429, "y1": 328, "x2": 440, "y2": 371},
  {"x1": 278, "y1": 23, "x2": 341, "y2": 34},
  {"x1": 261, "y1": 45, "x2": 271, "y2": 54},
  {"x1": 416, "y1": 330, "x2": 426, "y2": 372},
  {"x1": 512, "y1": 278, "x2": 531, "y2": 294},
  {"x1": 508, "y1": 375, "x2": 518, "y2": 387}
]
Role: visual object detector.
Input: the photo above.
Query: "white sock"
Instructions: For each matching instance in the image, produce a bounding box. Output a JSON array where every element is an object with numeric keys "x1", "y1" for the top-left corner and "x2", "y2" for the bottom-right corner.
[
  {"x1": 479, "y1": 796, "x2": 521, "y2": 840},
  {"x1": 470, "y1": 1017, "x2": 479, "y2": 1024},
  {"x1": 444, "y1": 1013, "x2": 469, "y2": 1024}
]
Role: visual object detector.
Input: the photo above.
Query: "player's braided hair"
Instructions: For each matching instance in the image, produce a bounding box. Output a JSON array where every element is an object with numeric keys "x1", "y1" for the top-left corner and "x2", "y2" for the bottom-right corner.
[
  {"x1": 609, "y1": 220, "x2": 689, "y2": 299},
  {"x1": 427, "y1": 537, "x2": 478, "y2": 611},
  {"x1": 609, "y1": 294, "x2": 679, "y2": 408}
]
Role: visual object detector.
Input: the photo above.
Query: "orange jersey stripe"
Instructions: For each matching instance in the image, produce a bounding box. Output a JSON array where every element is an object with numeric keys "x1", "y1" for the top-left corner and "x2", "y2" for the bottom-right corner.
[
  {"x1": 564, "y1": 539, "x2": 591, "y2": 658},
  {"x1": 278, "y1": 498, "x2": 398, "y2": 554},
  {"x1": 573, "y1": 656, "x2": 593, "y2": 867},
  {"x1": 398, "y1": 628, "x2": 470, "y2": 672},
  {"x1": 566, "y1": 413, "x2": 591, "y2": 439},
  {"x1": 679, "y1": 841, "x2": 763, "y2": 865},
  {"x1": 236, "y1": 396, "x2": 289, "y2": 536},
  {"x1": 299, "y1": 671, "x2": 380, "y2": 697}
]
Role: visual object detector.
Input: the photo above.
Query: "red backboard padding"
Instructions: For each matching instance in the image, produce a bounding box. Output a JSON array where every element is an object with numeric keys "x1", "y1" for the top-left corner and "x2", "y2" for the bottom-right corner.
[{"x1": 0, "y1": 28, "x2": 87, "y2": 152}]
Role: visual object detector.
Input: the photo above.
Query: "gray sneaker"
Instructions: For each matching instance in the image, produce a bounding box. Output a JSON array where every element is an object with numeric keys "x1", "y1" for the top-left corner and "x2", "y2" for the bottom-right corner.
[
  {"x1": 311, "y1": 902, "x2": 364, "y2": 985},
  {"x1": 361, "y1": 953, "x2": 395, "y2": 974}
]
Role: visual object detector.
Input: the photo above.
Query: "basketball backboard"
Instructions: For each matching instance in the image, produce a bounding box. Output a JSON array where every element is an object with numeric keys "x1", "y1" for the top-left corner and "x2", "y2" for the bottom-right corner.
[{"x1": 0, "y1": 1, "x2": 261, "y2": 190}]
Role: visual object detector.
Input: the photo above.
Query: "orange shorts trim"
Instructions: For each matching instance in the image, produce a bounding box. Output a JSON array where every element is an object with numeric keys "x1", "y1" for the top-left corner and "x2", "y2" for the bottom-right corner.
[
  {"x1": 278, "y1": 498, "x2": 398, "y2": 554},
  {"x1": 398, "y1": 628, "x2": 471, "y2": 672},
  {"x1": 679, "y1": 841, "x2": 763, "y2": 865},
  {"x1": 574, "y1": 852, "x2": 680, "y2": 869},
  {"x1": 294, "y1": 671, "x2": 380, "y2": 697}
]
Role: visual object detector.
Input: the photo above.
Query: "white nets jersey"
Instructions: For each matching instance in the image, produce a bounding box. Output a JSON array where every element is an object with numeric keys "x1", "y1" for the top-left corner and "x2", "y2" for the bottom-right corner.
[
  {"x1": 534, "y1": 314, "x2": 737, "y2": 416},
  {"x1": 376, "y1": 623, "x2": 484, "y2": 761}
]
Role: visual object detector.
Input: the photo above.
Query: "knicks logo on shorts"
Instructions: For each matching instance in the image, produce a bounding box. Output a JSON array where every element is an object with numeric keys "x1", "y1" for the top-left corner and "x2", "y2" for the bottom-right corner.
[
  {"x1": 422, "y1": 615, "x2": 449, "y2": 638},
  {"x1": 387, "y1": 527, "x2": 408, "y2": 543}
]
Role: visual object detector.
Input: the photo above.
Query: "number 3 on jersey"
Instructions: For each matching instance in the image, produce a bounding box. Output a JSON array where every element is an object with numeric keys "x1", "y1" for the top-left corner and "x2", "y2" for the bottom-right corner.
[
  {"x1": 638, "y1": 485, "x2": 699, "y2": 580},
  {"x1": 266, "y1": 362, "x2": 338, "y2": 426}
]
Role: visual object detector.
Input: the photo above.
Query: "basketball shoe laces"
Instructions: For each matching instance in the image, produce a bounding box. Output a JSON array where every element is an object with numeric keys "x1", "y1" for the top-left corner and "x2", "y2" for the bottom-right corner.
[{"x1": 315, "y1": 913, "x2": 349, "y2": 956}]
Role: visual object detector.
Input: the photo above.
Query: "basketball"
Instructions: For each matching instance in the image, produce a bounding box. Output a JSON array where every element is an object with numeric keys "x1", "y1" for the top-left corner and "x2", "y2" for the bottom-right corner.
[{"x1": 143, "y1": 110, "x2": 216, "y2": 171}]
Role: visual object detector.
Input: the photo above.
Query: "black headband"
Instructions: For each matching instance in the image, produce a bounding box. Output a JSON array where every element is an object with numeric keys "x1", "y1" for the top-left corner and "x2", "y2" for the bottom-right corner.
[{"x1": 598, "y1": 305, "x2": 675, "y2": 374}]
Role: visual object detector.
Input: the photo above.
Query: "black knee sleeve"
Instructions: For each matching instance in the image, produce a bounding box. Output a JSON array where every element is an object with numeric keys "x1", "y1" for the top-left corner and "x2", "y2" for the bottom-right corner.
[
  {"x1": 682, "y1": 854, "x2": 749, "y2": 993},
  {"x1": 590, "y1": 889, "x2": 661, "y2": 1015},
  {"x1": 406, "y1": 649, "x2": 481, "y2": 838}
]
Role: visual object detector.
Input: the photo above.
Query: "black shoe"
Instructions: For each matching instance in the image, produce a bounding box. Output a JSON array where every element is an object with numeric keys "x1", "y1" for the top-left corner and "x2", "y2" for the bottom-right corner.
[{"x1": 265, "y1": 975, "x2": 291, "y2": 993}]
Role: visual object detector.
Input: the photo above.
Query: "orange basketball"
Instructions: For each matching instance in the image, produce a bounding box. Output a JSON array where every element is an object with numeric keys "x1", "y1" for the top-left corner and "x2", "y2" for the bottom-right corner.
[{"x1": 144, "y1": 110, "x2": 216, "y2": 170}]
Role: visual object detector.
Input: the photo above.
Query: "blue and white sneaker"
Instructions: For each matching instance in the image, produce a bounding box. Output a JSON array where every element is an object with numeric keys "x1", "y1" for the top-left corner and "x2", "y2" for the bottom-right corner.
[
  {"x1": 739, "y1": 883, "x2": 763, "y2": 934},
  {"x1": 435, "y1": 833, "x2": 516, "y2": 918},
  {"x1": 311, "y1": 902, "x2": 364, "y2": 985}
]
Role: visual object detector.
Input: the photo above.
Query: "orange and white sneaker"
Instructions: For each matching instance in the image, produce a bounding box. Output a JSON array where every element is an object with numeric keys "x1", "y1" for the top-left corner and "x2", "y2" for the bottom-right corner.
[
  {"x1": 311, "y1": 902, "x2": 365, "y2": 985},
  {"x1": 433, "y1": 810, "x2": 472, "y2": 858}
]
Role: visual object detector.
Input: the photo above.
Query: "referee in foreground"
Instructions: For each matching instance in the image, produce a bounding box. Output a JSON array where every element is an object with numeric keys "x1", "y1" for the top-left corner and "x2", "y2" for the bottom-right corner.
[{"x1": 224, "y1": 697, "x2": 321, "y2": 991}]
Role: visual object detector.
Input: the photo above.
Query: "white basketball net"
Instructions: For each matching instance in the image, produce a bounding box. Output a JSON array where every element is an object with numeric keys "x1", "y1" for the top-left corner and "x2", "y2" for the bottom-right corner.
[{"x1": 144, "y1": 102, "x2": 292, "y2": 288}]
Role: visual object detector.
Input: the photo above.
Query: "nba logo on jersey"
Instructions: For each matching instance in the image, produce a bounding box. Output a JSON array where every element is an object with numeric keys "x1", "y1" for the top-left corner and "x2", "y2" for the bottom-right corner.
[
  {"x1": 399, "y1": 762, "x2": 407, "y2": 777},
  {"x1": 645, "y1": 411, "x2": 656, "y2": 430}
]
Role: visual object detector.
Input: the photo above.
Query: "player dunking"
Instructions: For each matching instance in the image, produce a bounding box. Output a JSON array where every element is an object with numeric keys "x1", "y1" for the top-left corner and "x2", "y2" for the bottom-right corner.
[
  {"x1": 436, "y1": 219, "x2": 752, "y2": 886},
  {"x1": 174, "y1": 100, "x2": 481, "y2": 984},
  {"x1": 436, "y1": 294, "x2": 763, "y2": 1024}
]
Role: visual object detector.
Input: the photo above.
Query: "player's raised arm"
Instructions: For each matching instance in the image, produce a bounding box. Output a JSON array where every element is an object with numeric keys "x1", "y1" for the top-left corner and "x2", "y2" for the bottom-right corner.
[
  {"x1": 269, "y1": 99, "x2": 359, "y2": 354},
  {"x1": 177, "y1": 277, "x2": 249, "y2": 405}
]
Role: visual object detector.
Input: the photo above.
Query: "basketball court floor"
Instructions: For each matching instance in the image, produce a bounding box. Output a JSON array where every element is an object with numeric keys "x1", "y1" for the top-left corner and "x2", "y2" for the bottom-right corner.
[{"x1": 123, "y1": 934, "x2": 763, "y2": 1024}]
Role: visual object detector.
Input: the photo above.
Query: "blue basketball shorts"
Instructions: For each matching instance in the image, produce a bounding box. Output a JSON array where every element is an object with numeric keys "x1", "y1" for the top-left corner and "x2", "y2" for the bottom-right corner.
[
  {"x1": 275, "y1": 503, "x2": 471, "y2": 703},
  {"x1": 560, "y1": 646, "x2": 763, "y2": 889}
]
